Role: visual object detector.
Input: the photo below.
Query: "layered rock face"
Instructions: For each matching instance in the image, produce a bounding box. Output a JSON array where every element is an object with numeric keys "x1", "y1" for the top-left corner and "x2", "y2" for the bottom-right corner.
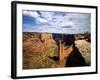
[
  {"x1": 23, "y1": 32, "x2": 58, "y2": 69},
  {"x1": 75, "y1": 40, "x2": 91, "y2": 65},
  {"x1": 23, "y1": 32, "x2": 56, "y2": 53}
]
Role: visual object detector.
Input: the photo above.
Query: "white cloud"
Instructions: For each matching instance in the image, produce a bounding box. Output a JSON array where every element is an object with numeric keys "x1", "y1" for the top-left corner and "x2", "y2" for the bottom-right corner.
[
  {"x1": 23, "y1": 10, "x2": 48, "y2": 24},
  {"x1": 39, "y1": 11, "x2": 54, "y2": 21},
  {"x1": 37, "y1": 17, "x2": 48, "y2": 23},
  {"x1": 23, "y1": 10, "x2": 90, "y2": 34},
  {"x1": 23, "y1": 10, "x2": 39, "y2": 18}
]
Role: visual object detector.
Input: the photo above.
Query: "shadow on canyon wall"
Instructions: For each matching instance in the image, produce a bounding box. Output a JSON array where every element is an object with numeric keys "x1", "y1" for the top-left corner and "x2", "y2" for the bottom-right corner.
[{"x1": 65, "y1": 45, "x2": 86, "y2": 67}]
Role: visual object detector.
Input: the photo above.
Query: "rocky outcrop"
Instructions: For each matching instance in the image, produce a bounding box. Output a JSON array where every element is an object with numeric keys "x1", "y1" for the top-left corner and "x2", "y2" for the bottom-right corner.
[
  {"x1": 41, "y1": 33, "x2": 56, "y2": 50},
  {"x1": 75, "y1": 40, "x2": 91, "y2": 65},
  {"x1": 41, "y1": 33, "x2": 53, "y2": 41},
  {"x1": 23, "y1": 32, "x2": 58, "y2": 69},
  {"x1": 23, "y1": 32, "x2": 57, "y2": 53}
]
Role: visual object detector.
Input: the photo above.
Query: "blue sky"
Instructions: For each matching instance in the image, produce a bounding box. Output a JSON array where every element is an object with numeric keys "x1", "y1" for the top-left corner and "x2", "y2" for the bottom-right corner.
[{"x1": 23, "y1": 10, "x2": 91, "y2": 34}]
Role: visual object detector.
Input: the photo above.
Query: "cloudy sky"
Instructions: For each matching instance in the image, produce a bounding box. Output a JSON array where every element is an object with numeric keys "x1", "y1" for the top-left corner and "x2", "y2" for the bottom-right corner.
[{"x1": 23, "y1": 10, "x2": 91, "y2": 34}]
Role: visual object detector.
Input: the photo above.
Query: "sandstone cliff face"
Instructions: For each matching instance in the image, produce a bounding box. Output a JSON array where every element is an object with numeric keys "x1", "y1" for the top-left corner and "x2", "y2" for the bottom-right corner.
[
  {"x1": 41, "y1": 33, "x2": 53, "y2": 41},
  {"x1": 23, "y1": 32, "x2": 57, "y2": 53},
  {"x1": 75, "y1": 40, "x2": 91, "y2": 65},
  {"x1": 23, "y1": 32, "x2": 58, "y2": 69},
  {"x1": 41, "y1": 33, "x2": 56, "y2": 51}
]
